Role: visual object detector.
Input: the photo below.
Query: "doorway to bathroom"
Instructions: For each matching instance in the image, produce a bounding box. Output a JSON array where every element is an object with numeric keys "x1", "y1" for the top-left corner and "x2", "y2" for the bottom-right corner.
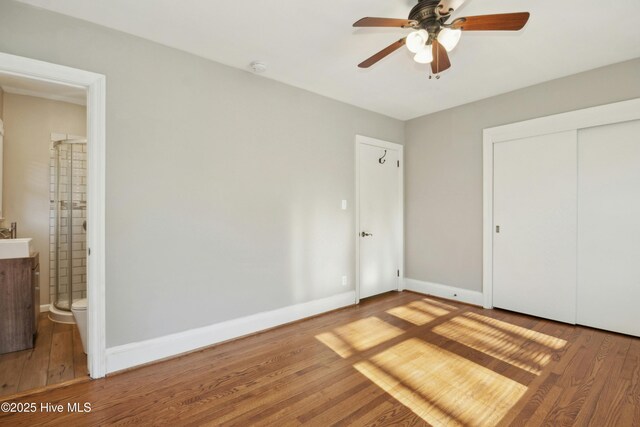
[
  {"x1": 0, "y1": 52, "x2": 106, "y2": 389},
  {"x1": 0, "y1": 79, "x2": 89, "y2": 396}
]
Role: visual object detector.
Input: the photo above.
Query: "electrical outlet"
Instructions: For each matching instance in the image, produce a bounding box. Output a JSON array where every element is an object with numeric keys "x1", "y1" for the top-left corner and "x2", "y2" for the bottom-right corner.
[{"x1": 342, "y1": 276, "x2": 348, "y2": 286}]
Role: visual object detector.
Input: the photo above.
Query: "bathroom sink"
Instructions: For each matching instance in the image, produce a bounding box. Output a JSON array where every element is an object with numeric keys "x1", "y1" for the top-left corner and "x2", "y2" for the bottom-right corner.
[{"x1": 0, "y1": 238, "x2": 34, "y2": 259}]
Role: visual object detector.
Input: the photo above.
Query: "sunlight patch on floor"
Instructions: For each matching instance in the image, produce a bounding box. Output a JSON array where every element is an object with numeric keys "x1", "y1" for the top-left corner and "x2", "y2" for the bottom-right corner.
[
  {"x1": 386, "y1": 298, "x2": 457, "y2": 326},
  {"x1": 433, "y1": 312, "x2": 567, "y2": 375},
  {"x1": 315, "y1": 316, "x2": 404, "y2": 358},
  {"x1": 354, "y1": 338, "x2": 527, "y2": 426}
]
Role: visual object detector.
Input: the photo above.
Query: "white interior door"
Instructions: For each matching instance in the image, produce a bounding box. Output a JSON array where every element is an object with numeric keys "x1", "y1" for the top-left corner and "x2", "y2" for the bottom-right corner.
[
  {"x1": 577, "y1": 120, "x2": 640, "y2": 337},
  {"x1": 493, "y1": 131, "x2": 577, "y2": 323},
  {"x1": 358, "y1": 139, "x2": 401, "y2": 300}
]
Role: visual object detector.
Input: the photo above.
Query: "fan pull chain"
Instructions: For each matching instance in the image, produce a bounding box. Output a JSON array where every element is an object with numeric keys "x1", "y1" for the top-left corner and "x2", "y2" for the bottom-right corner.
[
  {"x1": 428, "y1": 43, "x2": 435, "y2": 79},
  {"x1": 435, "y1": 43, "x2": 441, "y2": 79}
]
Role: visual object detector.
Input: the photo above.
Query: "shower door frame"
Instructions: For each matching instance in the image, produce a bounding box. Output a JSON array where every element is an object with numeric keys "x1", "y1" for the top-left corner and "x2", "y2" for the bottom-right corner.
[
  {"x1": 52, "y1": 136, "x2": 88, "y2": 312},
  {"x1": 0, "y1": 52, "x2": 107, "y2": 378}
]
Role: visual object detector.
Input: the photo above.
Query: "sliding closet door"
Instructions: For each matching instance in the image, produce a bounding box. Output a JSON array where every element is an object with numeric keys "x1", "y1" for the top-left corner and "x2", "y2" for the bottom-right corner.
[
  {"x1": 577, "y1": 120, "x2": 640, "y2": 337},
  {"x1": 493, "y1": 131, "x2": 577, "y2": 323}
]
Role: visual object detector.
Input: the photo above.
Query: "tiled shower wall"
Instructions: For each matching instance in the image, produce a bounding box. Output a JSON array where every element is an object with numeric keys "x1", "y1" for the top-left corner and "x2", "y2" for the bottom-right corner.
[{"x1": 49, "y1": 143, "x2": 87, "y2": 309}]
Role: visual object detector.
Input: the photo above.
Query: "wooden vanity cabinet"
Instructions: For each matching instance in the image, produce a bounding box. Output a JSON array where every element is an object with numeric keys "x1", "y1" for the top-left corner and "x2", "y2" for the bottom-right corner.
[{"x1": 0, "y1": 253, "x2": 39, "y2": 354}]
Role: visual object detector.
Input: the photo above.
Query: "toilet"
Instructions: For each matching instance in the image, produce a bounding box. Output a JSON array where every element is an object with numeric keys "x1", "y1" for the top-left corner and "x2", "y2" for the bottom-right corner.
[{"x1": 71, "y1": 298, "x2": 88, "y2": 354}]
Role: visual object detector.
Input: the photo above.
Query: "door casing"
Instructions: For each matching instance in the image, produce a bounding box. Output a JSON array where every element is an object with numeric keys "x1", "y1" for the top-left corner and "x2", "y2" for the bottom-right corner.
[{"x1": 0, "y1": 52, "x2": 107, "y2": 378}]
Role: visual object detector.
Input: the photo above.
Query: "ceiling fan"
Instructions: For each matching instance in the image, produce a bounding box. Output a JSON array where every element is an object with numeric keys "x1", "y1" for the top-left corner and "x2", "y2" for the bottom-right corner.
[{"x1": 353, "y1": 0, "x2": 530, "y2": 76}]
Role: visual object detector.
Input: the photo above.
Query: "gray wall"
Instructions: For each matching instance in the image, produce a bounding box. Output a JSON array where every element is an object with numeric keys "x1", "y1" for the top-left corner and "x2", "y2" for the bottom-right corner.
[
  {"x1": 405, "y1": 58, "x2": 640, "y2": 292},
  {"x1": 0, "y1": 1, "x2": 404, "y2": 347}
]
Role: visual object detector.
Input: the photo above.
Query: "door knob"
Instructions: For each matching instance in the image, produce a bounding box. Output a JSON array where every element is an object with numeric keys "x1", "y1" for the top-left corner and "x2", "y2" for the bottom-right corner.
[{"x1": 361, "y1": 231, "x2": 373, "y2": 237}]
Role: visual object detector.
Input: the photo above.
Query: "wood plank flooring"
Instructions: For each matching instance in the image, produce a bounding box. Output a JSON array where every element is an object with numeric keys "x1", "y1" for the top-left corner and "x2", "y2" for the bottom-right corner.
[
  {"x1": 0, "y1": 313, "x2": 88, "y2": 397},
  {"x1": 0, "y1": 291, "x2": 638, "y2": 426}
]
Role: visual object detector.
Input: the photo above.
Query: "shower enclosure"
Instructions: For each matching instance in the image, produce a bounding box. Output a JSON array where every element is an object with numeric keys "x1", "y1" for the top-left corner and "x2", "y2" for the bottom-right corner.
[{"x1": 49, "y1": 137, "x2": 87, "y2": 322}]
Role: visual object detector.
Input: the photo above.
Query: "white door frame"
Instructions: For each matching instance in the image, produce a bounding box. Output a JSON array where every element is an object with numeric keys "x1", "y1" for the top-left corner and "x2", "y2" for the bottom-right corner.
[
  {"x1": 0, "y1": 52, "x2": 107, "y2": 378},
  {"x1": 483, "y1": 98, "x2": 640, "y2": 310},
  {"x1": 355, "y1": 135, "x2": 404, "y2": 304}
]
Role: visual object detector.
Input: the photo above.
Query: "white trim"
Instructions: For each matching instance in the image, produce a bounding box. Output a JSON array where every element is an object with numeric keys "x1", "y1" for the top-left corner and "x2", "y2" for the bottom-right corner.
[
  {"x1": 484, "y1": 98, "x2": 640, "y2": 144},
  {"x1": 354, "y1": 135, "x2": 404, "y2": 304},
  {"x1": 482, "y1": 128, "x2": 494, "y2": 309},
  {"x1": 404, "y1": 278, "x2": 484, "y2": 306},
  {"x1": 483, "y1": 98, "x2": 640, "y2": 310},
  {"x1": 357, "y1": 135, "x2": 404, "y2": 151},
  {"x1": 1, "y1": 85, "x2": 86, "y2": 106},
  {"x1": 355, "y1": 139, "x2": 360, "y2": 304},
  {"x1": 86, "y1": 71, "x2": 107, "y2": 379},
  {"x1": 105, "y1": 291, "x2": 356, "y2": 374},
  {"x1": 398, "y1": 141, "x2": 405, "y2": 293},
  {"x1": 40, "y1": 304, "x2": 50, "y2": 313},
  {"x1": 0, "y1": 52, "x2": 107, "y2": 378}
]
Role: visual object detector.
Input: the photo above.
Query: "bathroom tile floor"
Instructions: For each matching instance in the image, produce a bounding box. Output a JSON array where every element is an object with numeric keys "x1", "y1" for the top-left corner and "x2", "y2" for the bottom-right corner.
[{"x1": 0, "y1": 313, "x2": 88, "y2": 397}]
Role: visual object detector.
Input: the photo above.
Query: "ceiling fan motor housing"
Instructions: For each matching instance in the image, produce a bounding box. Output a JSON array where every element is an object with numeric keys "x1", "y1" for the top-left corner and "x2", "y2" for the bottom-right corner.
[{"x1": 409, "y1": 0, "x2": 445, "y2": 37}]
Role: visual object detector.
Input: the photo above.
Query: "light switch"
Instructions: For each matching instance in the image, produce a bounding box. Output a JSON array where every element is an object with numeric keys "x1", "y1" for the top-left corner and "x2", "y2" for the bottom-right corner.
[{"x1": 341, "y1": 200, "x2": 347, "y2": 210}]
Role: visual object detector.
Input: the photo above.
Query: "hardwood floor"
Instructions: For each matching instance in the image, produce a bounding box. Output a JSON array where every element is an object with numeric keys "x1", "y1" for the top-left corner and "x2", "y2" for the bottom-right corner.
[
  {"x1": 0, "y1": 313, "x2": 88, "y2": 397},
  {"x1": 0, "y1": 291, "x2": 638, "y2": 426}
]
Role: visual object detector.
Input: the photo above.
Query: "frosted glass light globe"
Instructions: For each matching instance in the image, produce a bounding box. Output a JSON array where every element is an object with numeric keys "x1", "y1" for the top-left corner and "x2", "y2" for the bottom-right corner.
[
  {"x1": 437, "y1": 28, "x2": 462, "y2": 52},
  {"x1": 414, "y1": 44, "x2": 434, "y2": 64},
  {"x1": 406, "y1": 29, "x2": 429, "y2": 53}
]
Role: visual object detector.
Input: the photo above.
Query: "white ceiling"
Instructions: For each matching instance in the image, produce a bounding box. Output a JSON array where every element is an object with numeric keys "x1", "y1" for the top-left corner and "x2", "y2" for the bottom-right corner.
[
  {"x1": 16, "y1": 0, "x2": 640, "y2": 120},
  {"x1": 0, "y1": 72, "x2": 86, "y2": 105}
]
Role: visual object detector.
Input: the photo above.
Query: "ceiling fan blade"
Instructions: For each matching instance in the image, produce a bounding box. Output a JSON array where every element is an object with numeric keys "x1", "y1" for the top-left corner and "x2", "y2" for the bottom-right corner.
[
  {"x1": 431, "y1": 39, "x2": 451, "y2": 74},
  {"x1": 358, "y1": 38, "x2": 406, "y2": 68},
  {"x1": 450, "y1": 12, "x2": 530, "y2": 31},
  {"x1": 353, "y1": 17, "x2": 418, "y2": 28}
]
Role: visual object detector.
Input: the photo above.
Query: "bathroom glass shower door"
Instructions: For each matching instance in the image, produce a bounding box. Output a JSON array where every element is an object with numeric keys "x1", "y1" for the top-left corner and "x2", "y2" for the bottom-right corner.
[{"x1": 52, "y1": 140, "x2": 87, "y2": 312}]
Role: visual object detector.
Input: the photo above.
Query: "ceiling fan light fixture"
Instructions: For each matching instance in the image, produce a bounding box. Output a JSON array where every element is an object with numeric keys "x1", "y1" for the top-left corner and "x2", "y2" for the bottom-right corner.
[
  {"x1": 353, "y1": 7, "x2": 530, "y2": 73},
  {"x1": 414, "y1": 44, "x2": 433, "y2": 64},
  {"x1": 406, "y1": 29, "x2": 429, "y2": 53},
  {"x1": 437, "y1": 28, "x2": 462, "y2": 52}
]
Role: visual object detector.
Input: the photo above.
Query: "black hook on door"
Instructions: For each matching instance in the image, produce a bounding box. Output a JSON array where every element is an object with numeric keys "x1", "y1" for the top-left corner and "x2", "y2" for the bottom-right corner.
[{"x1": 378, "y1": 150, "x2": 387, "y2": 164}]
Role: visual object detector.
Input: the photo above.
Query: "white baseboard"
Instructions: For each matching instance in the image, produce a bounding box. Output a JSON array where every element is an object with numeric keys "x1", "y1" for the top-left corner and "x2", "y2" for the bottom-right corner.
[
  {"x1": 105, "y1": 291, "x2": 356, "y2": 374},
  {"x1": 40, "y1": 304, "x2": 50, "y2": 313},
  {"x1": 404, "y1": 278, "x2": 483, "y2": 306}
]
